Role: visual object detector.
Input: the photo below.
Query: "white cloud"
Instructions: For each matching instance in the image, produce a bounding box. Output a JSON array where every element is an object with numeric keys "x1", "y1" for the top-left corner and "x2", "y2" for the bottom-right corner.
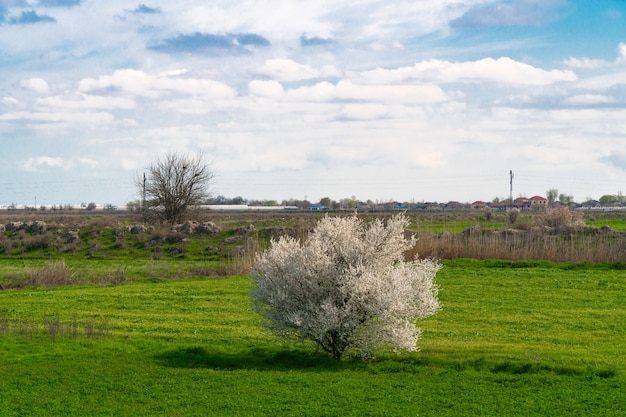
[
  {"x1": 78, "y1": 69, "x2": 154, "y2": 96},
  {"x1": 356, "y1": 57, "x2": 577, "y2": 86},
  {"x1": 1, "y1": 97, "x2": 21, "y2": 106},
  {"x1": 575, "y1": 72, "x2": 626, "y2": 90},
  {"x1": 36, "y1": 93, "x2": 136, "y2": 110},
  {"x1": 20, "y1": 78, "x2": 51, "y2": 95},
  {"x1": 564, "y1": 94, "x2": 614, "y2": 105},
  {"x1": 565, "y1": 43, "x2": 626, "y2": 69},
  {"x1": 20, "y1": 156, "x2": 65, "y2": 172},
  {"x1": 278, "y1": 80, "x2": 449, "y2": 104},
  {"x1": 284, "y1": 82, "x2": 336, "y2": 102},
  {"x1": 413, "y1": 149, "x2": 447, "y2": 168},
  {"x1": 79, "y1": 158, "x2": 99, "y2": 168},
  {"x1": 0, "y1": 110, "x2": 116, "y2": 129},
  {"x1": 619, "y1": 43, "x2": 626, "y2": 60},
  {"x1": 78, "y1": 69, "x2": 237, "y2": 99},
  {"x1": 160, "y1": 0, "x2": 476, "y2": 46},
  {"x1": 563, "y1": 57, "x2": 610, "y2": 69},
  {"x1": 452, "y1": 0, "x2": 568, "y2": 27},
  {"x1": 157, "y1": 98, "x2": 216, "y2": 115},
  {"x1": 338, "y1": 103, "x2": 391, "y2": 120},
  {"x1": 248, "y1": 80, "x2": 285, "y2": 98},
  {"x1": 334, "y1": 81, "x2": 448, "y2": 103},
  {"x1": 256, "y1": 59, "x2": 340, "y2": 82},
  {"x1": 367, "y1": 40, "x2": 405, "y2": 52}
]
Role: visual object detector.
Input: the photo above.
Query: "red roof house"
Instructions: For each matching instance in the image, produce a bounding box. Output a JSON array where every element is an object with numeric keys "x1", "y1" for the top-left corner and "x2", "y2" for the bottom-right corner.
[{"x1": 529, "y1": 196, "x2": 548, "y2": 206}]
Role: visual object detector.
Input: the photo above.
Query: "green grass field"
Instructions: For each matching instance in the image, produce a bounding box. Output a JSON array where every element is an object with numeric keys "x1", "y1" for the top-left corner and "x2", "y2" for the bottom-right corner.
[
  {"x1": 1, "y1": 259, "x2": 624, "y2": 416},
  {"x1": 586, "y1": 217, "x2": 626, "y2": 230}
]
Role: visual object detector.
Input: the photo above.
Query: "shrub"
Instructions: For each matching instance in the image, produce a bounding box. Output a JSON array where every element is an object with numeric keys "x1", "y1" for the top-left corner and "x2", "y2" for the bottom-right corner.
[
  {"x1": 148, "y1": 230, "x2": 186, "y2": 244},
  {"x1": 508, "y1": 208, "x2": 520, "y2": 224},
  {"x1": 26, "y1": 261, "x2": 79, "y2": 287},
  {"x1": 22, "y1": 234, "x2": 52, "y2": 252},
  {"x1": 534, "y1": 207, "x2": 585, "y2": 228},
  {"x1": 94, "y1": 267, "x2": 128, "y2": 285},
  {"x1": 0, "y1": 236, "x2": 13, "y2": 254},
  {"x1": 251, "y1": 214, "x2": 441, "y2": 360}
]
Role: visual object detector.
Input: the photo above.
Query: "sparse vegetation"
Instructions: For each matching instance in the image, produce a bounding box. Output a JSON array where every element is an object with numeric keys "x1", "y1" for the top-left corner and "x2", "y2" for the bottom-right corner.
[
  {"x1": 0, "y1": 311, "x2": 109, "y2": 340},
  {"x1": 0, "y1": 210, "x2": 624, "y2": 282},
  {"x1": 0, "y1": 260, "x2": 127, "y2": 290}
]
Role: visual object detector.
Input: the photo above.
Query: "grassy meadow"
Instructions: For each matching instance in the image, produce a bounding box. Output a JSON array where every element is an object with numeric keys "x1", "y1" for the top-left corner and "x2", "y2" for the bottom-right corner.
[{"x1": 0, "y1": 210, "x2": 625, "y2": 416}]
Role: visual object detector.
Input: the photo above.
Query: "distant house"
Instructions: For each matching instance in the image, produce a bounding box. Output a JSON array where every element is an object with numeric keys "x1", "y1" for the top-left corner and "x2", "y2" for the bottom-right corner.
[
  {"x1": 513, "y1": 197, "x2": 530, "y2": 208},
  {"x1": 529, "y1": 196, "x2": 548, "y2": 207},
  {"x1": 472, "y1": 201, "x2": 487, "y2": 209},
  {"x1": 489, "y1": 202, "x2": 509, "y2": 210},
  {"x1": 445, "y1": 201, "x2": 463, "y2": 210}
]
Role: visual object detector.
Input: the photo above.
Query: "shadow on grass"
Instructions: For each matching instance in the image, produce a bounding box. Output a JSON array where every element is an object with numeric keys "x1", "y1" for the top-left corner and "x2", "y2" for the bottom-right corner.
[
  {"x1": 154, "y1": 346, "x2": 352, "y2": 372},
  {"x1": 155, "y1": 346, "x2": 617, "y2": 379}
]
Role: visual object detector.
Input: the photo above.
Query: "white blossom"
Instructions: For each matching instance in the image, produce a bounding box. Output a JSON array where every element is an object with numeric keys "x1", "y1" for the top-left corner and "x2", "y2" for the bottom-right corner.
[{"x1": 251, "y1": 214, "x2": 441, "y2": 360}]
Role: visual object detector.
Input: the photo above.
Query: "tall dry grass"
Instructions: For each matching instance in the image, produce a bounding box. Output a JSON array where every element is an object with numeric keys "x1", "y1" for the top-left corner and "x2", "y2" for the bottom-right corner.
[
  {"x1": 1, "y1": 261, "x2": 127, "y2": 290},
  {"x1": 410, "y1": 227, "x2": 625, "y2": 263},
  {"x1": 407, "y1": 208, "x2": 625, "y2": 263},
  {"x1": 232, "y1": 211, "x2": 626, "y2": 269},
  {"x1": 26, "y1": 260, "x2": 77, "y2": 287}
]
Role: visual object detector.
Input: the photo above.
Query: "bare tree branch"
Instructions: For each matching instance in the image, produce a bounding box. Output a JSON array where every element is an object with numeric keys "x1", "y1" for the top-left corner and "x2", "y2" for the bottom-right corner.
[{"x1": 138, "y1": 151, "x2": 214, "y2": 223}]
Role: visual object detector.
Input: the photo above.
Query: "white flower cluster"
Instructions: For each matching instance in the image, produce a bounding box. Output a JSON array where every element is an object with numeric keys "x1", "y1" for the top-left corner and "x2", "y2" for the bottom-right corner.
[{"x1": 251, "y1": 214, "x2": 441, "y2": 360}]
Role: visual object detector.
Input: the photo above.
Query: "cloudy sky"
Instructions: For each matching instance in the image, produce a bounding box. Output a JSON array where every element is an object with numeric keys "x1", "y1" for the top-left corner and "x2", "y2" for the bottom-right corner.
[{"x1": 1, "y1": 0, "x2": 625, "y2": 207}]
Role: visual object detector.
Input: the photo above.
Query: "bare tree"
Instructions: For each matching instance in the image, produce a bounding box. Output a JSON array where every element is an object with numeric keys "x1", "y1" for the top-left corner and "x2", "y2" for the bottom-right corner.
[{"x1": 139, "y1": 151, "x2": 214, "y2": 223}]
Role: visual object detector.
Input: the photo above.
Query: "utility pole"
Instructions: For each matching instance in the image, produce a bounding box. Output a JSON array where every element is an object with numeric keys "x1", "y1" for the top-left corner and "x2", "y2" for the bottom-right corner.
[
  {"x1": 509, "y1": 170, "x2": 514, "y2": 209},
  {"x1": 142, "y1": 172, "x2": 146, "y2": 212}
]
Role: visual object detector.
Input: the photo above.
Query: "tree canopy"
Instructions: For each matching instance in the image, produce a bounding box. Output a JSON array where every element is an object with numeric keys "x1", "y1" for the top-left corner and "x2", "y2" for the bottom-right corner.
[{"x1": 251, "y1": 214, "x2": 441, "y2": 360}]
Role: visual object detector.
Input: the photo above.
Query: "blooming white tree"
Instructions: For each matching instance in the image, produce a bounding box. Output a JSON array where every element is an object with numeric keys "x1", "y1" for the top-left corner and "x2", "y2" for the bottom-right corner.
[{"x1": 251, "y1": 214, "x2": 441, "y2": 360}]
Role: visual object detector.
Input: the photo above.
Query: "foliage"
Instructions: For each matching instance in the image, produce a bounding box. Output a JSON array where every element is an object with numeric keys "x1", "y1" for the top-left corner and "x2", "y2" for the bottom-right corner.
[
  {"x1": 139, "y1": 151, "x2": 214, "y2": 223},
  {"x1": 546, "y1": 188, "x2": 558, "y2": 204},
  {"x1": 558, "y1": 193, "x2": 574, "y2": 205},
  {"x1": 533, "y1": 207, "x2": 585, "y2": 228},
  {"x1": 126, "y1": 200, "x2": 142, "y2": 212},
  {"x1": 507, "y1": 207, "x2": 520, "y2": 224},
  {"x1": 599, "y1": 194, "x2": 625, "y2": 205},
  {"x1": 251, "y1": 214, "x2": 441, "y2": 360}
]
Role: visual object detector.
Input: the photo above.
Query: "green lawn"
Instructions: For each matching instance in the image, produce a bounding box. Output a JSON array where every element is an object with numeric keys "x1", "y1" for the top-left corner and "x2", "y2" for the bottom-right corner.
[
  {"x1": 586, "y1": 217, "x2": 626, "y2": 230},
  {"x1": 0, "y1": 260, "x2": 625, "y2": 416}
]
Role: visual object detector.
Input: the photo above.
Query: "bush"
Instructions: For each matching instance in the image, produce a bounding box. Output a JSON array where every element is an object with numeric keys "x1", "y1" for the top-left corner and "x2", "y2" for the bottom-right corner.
[
  {"x1": 22, "y1": 234, "x2": 52, "y2": 252},
  {"x1": 251, "y1": 214, "x2": 441, "y2": 360},
  {"x1": 27, "y1": 261, "x2": 78, "y2": 287},
  {"x1": 508, "y1": 208, "x2": 520, "y2": 224},
  {"x1": 534, "y1": 207, "x2": 585, "y2": 228}
]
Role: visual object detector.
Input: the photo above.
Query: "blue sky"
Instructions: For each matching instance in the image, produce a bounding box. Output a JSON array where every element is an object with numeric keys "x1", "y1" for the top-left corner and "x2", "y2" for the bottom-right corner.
[{"x1": 1, "y1": 0, "x2": 625, "y2": 207}]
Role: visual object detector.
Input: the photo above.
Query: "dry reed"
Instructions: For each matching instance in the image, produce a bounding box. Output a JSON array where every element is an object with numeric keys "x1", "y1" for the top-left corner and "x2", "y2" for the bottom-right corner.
[{"x1": 411, "y1": 227, "x2": 625, "y2": 263}]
